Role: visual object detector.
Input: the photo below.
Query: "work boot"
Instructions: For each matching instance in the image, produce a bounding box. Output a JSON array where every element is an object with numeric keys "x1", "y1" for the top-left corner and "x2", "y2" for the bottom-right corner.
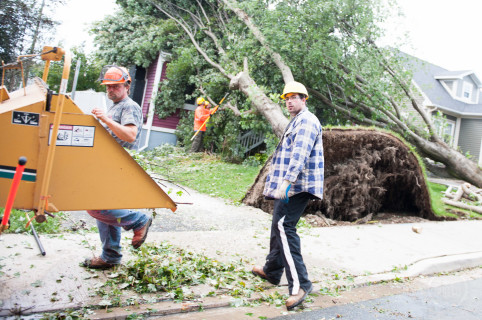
[
  {"x1": 82, "y1": 256, "x2": 117, "y2": 270},
  {"x1": 285, "y1": 284, "x2": 313, "y2": 310},
  {"x1": 132, "y1": 217, "x2": 153, "y2": 249},
  {"x1": 251, "y1": 265, "x2": 280, "y2": 285}
]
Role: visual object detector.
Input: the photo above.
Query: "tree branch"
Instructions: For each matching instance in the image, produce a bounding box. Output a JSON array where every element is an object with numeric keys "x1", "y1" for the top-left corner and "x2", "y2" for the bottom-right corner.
[
  {"x1": 333, "y1": 60, "x2": 430, "y2": 141},
  {"x1": 186, "y1": 0, "x2": 227, "y2": 56},
  {"x1": 148, "y1": 0, "x2": 232, "y2": 80},
  {"x1": 308, "y1": 87, "x2": 385, "y2": 127},
  {"x1": 222, "y1": 0, "x2": 294, "y2": 83},
  {"x1": 333, "y1": 21, "x2": 442, "y2": 143},
  {"x1": 214, "y1": 0, "x2": 228, "y2": 33},
  {"x1": 363, "y1": 37, "x2": 442, "y2": 143},
  {"x1": 196, "y1": 0, "x2": 210, "y2": 23},
  {"x1": 222, "y1": 101, "x2": 256, "y2": 116},
  {"x1": 381, "y1": 56, "x2": 440, "y2": 137}
]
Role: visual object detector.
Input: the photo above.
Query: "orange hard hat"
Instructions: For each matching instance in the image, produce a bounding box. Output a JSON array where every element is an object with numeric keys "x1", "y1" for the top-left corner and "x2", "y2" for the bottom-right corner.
[{"x1": 99, "y1": 65, "x2": 131, "y2": 85}]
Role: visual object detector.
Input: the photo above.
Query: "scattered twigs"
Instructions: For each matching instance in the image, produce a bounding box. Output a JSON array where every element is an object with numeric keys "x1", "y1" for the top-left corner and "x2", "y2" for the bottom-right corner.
[
  {"x1": 443, "y1": 183, "x2": 482, "y2": 214},
  {"x1": 462, "y1": 184, "x2": 482, "y2": 202},
  {"x1": 442, "y1": 199, "x2": 482, "y2": 214},
  {"x1": 149, "y1": 172, "x2": 192, "y2": 197},
  {"x1": 444, "y1": 186, "x2": 453, "y2": 198},
  {"x1": 453, "y1": 185, "x2": 464, "y2": 201}
]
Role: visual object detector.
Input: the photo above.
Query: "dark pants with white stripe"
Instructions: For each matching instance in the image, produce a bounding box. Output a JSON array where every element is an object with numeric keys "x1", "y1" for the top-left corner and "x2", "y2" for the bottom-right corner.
[{"x1": 263, "y1": 192, "x2": 313, "y2": 295}]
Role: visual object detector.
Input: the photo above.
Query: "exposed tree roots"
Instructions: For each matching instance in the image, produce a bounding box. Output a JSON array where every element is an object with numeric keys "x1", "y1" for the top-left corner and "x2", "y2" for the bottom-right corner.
[{"x1": 243, "y1": 128, "x2": 438, "y2": 221}]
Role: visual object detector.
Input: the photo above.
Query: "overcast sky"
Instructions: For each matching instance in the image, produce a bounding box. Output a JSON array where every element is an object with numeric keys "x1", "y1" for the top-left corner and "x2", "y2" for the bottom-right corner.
[
  {"x1": 383, "y1": 0, "x2": 482, "y2": 76},
  {"x1": 54, "y1": 0, "x2": 117, "y2": 52},
  {"x1": 54, "y1": 0, "x2": 482, "y2": 76}
]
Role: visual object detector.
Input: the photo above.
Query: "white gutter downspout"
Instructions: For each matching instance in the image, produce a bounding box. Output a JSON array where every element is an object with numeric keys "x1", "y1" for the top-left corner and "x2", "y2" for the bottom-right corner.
[
  {"x1": 453, "y1": 117, "x2": 461, "y2": 148},
  {"x1": 139, "y1": 53, "x2": 167, "y2": 152}
]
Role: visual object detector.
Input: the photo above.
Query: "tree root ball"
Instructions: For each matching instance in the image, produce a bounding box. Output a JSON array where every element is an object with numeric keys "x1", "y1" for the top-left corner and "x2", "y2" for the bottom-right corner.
[{"x1": 243, "y1": 128, "x2": 438, "y2": 222}]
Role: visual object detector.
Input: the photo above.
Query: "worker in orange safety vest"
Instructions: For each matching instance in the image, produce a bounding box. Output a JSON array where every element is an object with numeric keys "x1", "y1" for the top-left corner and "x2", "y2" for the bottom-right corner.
[{"x1": 191, "y1": 97, "x2": 214, "y2": 152}]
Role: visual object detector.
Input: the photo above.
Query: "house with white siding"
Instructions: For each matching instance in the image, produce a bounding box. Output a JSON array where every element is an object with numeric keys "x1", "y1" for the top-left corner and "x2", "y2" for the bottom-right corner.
[{"x1": 404, "y1": 53, "x2": 482, "y2": 166}]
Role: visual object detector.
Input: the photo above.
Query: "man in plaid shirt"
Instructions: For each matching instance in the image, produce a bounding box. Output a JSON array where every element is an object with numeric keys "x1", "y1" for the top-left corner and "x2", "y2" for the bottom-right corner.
[{"x1": 252, "y1": 81, "x2": 324, "y2": 310}]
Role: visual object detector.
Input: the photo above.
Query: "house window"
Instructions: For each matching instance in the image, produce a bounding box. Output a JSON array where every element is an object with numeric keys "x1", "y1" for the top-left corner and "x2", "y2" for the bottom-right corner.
[
  {"x1": 462, "y1": 81, "x2": 473, "y2": 100},
  {"x1": 434, "y1": 117, "x2": 456, "y2": 145}
]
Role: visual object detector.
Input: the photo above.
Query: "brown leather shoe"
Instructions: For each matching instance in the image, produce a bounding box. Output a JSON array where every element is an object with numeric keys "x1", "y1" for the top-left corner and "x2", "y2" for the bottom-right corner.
[
  {"x1": 285, "y1": 285, "x2": 313, "y2": 310},
  {"x1": 132, "y1": 217, "x2": 152, "y2": 249},
  {"x1": 251, "y1": 265, "x2": 280, "y2": 285},
  {"x1": 82, "y1": 256, "x2": 117, "y2": 270}
]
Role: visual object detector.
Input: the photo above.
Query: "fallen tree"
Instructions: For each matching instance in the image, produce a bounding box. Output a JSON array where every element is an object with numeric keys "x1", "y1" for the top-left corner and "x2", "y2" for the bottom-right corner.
[
  {"x1": 243, "y1": 128, "x2": 439, "y2": 221},
  {"x1": 95, "y1": 0, "x2": 482, "y2": 187}
]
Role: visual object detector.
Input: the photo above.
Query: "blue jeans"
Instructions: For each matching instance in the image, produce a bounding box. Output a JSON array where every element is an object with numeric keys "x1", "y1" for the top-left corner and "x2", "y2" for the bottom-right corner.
[
  {"x1": 87, "y1": 209, "x2": 149, "y2": 264},
  {"x1": 263, "y1": 192, "x2": 313, "y2": 295}
]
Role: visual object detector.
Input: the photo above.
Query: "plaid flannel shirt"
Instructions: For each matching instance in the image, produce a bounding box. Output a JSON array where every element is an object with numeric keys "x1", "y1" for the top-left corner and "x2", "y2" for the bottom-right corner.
[{"x1": 263, "y1": 108, "x2": 324, "y2": 199}]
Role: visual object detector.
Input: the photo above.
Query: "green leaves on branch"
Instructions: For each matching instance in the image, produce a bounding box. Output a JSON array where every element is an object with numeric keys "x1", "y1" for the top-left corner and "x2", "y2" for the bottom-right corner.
[{"x1": 90, "y1": 11, "x2": 179, "y2": 67}]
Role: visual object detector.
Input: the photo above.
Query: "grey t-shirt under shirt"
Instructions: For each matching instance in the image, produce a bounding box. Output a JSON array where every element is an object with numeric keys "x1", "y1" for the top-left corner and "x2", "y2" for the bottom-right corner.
[{"x1": 103, "y1": 97, "x2": 143, "y2": 150}]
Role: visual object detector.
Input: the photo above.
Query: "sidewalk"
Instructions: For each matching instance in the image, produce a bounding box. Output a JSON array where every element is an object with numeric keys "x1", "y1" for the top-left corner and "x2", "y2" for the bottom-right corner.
[{"x1": 1, "y1": 188, "x2": 482, "y2": 318}]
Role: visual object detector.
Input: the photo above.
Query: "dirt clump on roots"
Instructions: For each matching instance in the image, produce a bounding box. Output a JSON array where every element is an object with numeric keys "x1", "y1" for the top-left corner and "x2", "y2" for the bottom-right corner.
[{"x1": 243, "y1": 128, "x2": 439, "y2": 223}]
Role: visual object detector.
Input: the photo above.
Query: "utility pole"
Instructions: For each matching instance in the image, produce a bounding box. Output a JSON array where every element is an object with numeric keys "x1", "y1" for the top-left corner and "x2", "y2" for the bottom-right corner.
[{"x1": 71, "y1": 59, "x2": 81, "y2": 100}]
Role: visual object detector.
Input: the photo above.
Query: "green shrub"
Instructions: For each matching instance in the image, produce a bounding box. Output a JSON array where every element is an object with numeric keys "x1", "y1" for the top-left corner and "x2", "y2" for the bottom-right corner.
[{"x1": 242, "y1": 152, "x2": 269, "y2": 167}]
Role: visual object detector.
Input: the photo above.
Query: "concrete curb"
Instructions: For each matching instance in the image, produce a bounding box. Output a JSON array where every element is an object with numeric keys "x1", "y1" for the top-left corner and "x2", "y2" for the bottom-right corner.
[
  {"x1": 353, "y1": 251, "x2": 482, "y2": 286},
  {"x1": 402, "y1": 251, "x2": 482, "y2": 277}
]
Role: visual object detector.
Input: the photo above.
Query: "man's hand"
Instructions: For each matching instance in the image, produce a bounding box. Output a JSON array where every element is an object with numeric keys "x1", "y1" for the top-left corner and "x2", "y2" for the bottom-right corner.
[
  {"x1": 91, "y1": 108, "x2": 137, "y2": 143},
  {"x1": 91, "y1": 108, "x2": 109, "y2": 122},
  {"x1": 277, "y1": 180, "x2": 291, "y2": 200}
]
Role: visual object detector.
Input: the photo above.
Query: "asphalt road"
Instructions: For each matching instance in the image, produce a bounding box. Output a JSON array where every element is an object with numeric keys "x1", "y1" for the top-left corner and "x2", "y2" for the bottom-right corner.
[{"x1": 273, "y1": 277, "x2": 482, "y2": 320}]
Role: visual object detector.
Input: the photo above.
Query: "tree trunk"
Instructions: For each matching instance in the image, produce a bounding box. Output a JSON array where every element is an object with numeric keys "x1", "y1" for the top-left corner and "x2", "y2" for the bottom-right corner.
[
  {"x1": 230, "y1": 71, "x2": 288, "y2": 137},
  {"x1": 410, "y1": 135, "x2": 482, "y2": 188},
  {"x1": 29, "y1": 0, "x2": 45, "y2": 54},
  {"x1": 24, "y1": 0, "x2": 46, "y2": 80}
]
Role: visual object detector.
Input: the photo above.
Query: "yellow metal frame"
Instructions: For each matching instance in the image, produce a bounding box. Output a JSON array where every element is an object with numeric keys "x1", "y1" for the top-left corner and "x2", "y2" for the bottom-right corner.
[
  {"x1": 0, "y1": 46, "x2": 176, "y2": 222},
  {"x1": 33, "y1": 48, "x2": 71, "y2": 219}
]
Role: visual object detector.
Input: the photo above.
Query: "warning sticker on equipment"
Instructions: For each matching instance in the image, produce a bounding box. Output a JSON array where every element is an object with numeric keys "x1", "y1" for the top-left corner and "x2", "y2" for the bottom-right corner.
[
  {"x1": 49, "y1": 124, "x2": 95, "y2": 147},
  {"x1": 12, "y1": 111, "x2": 40, "y2": 126}
]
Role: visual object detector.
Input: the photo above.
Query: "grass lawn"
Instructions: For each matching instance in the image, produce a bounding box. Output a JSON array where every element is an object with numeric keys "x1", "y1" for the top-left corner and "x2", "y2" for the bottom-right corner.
[
  {"x1": 140, "y1": 148, "x2": 262, "y2": 203},
  {"x1": 428, "y1": 182, "x2": 482, "y2": 219},
  {"x1": 0, "y1": 208, "x2": 69, "y2": 234}
]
